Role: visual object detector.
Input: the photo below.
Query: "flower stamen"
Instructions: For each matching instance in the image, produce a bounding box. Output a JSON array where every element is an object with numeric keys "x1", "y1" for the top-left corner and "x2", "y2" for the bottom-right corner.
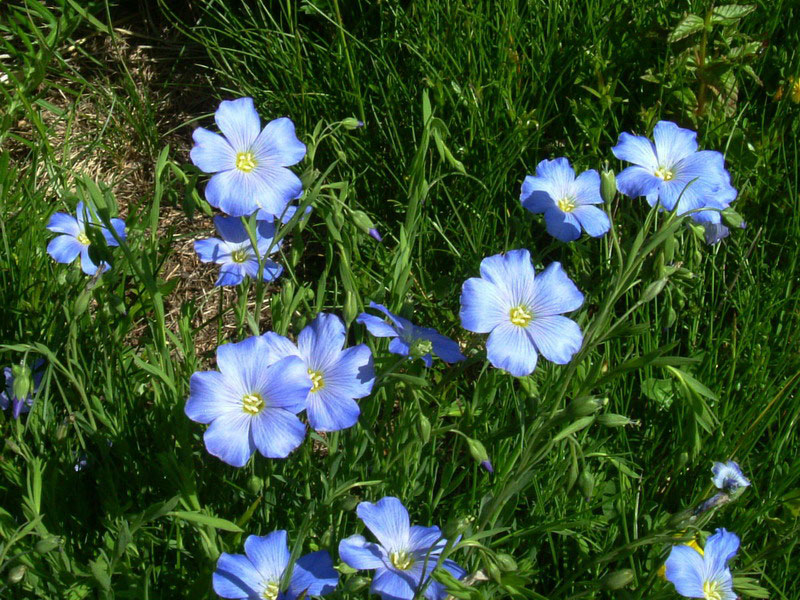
[
  {"x1": 235, "y1": 151, "x2": 258, "y2": 173},
  {"x1": 261, "y1": 581, "x2": 280, "y2": 600},
  {"x1": 557, "y1": 197, "x2": 576, "y2": 212},
  {"x1": 308, "y1": 369, "x2": 325, "y2": 393},
  {"x1": 703, "y1": 580, "x2": 723, "y2": 600},
  {"x1": 654, "y1": 166, "x2": 675, "y2": 181},
  {"x1": 231, "y1": 248, "x2": 249, "y2": 263},
  {"x1": 77, "y1": 232, "x2": 91, "y2": 246},
  {"x1": 389, "y1": 550, "x2": 414, "y2": 571},
  {"x1": 242, "y1": 392, "x2": 265, "y2": 415},
  {"x1": 509, "y1": 305, "x2": 533, "y2": 327}
]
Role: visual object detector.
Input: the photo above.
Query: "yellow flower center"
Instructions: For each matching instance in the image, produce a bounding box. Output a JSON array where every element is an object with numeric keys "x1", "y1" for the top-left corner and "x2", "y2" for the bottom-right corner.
[
  {"x1": 242, "y1": 392, "x2": 265, "y2": 415},
  {"x1": 77, "y1": 232, "x2": 91, "y2": 246},
  {"x1": 703, "y1": 580, "x2": 723, "y2": 600},
  {"x1": 654, "y1": 166, "x2": 675, "y2": 181},
  {"x1": 262, "y1": 581, "x2": 280, "y2": 600},
  {"x1": 236, "y1": 151, "x2": 258, "y2": 173},
  {"x1": 231, "y1": 249, "x2": 249, "y2": 263},
  {"x1": 308, "y1": 369, "x2": 325, "y2": 393},
  {"x1": 557, "y1": 197, "x2": 576, "y2": 212},
  {"x1": 389, "y1": 550, "x2": 414, "y2": 571},
  {"x1": 509, "y1": 305, "x2": 533, "y2": 327}
]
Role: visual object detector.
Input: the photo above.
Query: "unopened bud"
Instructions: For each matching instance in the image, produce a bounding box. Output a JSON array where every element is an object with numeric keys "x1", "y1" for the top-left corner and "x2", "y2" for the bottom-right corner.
[
  {"x1": 568, "y1": 396, "x2": 607, "y2": 418},
  {"x1": 6, "y1": 564, "x2": 26, "y2": 584},
  {"x1": 480, "y1": 460, "x2": 494, "y2": 474},
  {"x1": 339, "y1": 494, "x2": 359, "y2": 511},
  {"x1": 602, "y1": 569, "x2": 634, "y2": 590},
  {"x1": 601, "y1": 169, "x2": 616, "y2": 204},
  {"x1": 641, "y1": 279, "x2": 668, "y2": 303},
  {"x1": 350, "y1": 210, "x2": 377, "y2": 236},
  {"x1": 487, "y1": 561, "x2": 502, "y2": 583},
  {"x1": 345, "y1": 576, "x2": 370, "y2": 592},
  {"x1": 341, "y1": 118, "x2": 364, "y2": 130},
  {"x1": 343, "y1": 290, "x2": 358, "y2": 327},
  {"x1": 368, "y1": 228, "x2": 382, "y2": 242},
  {"x1": 578, "y1": 469, "x2": 595, "y2": 501},
  {"x1": 466, "y1": 437, "x2": 490, "y2": 468},
  {"x1": 35, "y1": 536, "x2": 61, "y2": 555},
  {"x1": 74, "y1": 288, "x2": 93, "y2": 317},
  {"x1": 721, "y1": 207, "x2": 745, "y2": 229},
  {"x1": 597, "y1": 414, "x2": 640, "y2": 427},
  {"x1": 496, "y1": 553, "x2": 518, "y2": 572},
  {"x1": 11, "y1": 365, "x2": 32, "y2": 400},
  {"x1": 417, "y1": 414, "x2": 431, "y2": 444},
  {"x1": 246, "y1": 475, "x2": 264, "y2": 495}
]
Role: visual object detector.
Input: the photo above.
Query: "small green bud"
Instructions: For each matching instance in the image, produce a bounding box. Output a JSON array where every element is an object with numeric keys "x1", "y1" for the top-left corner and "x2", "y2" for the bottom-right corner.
[
  {"x1": 667, "y1": 508, "x2": 693, "y2": 529},
  {"x1": 345, "y1": 576, "x2": 370, "y2": 592},
  {"x1": 597, "y1": 414, "x2": 640, "y2": 427},
  {"x1": 246, "y1": 475, "x2": 264, "y2": 495},
  {"x1": 6, "y1": 564, "x2": 26, "y2": 584},
  {"x1": 443, "y1": 515, "x2": 473, "y2": 539},
  {"x1": 350, "y1": 210, "x2": 377, "y2": 236},
  {"x1": 339, "y1": 494, "x2": 359, "y2": 511},
  {"x1": 640, "y1": 278, "x2": 668, "y2": 303},
  {"x1": 11, "y1": 365, "x2": 32, "y2": 400},
  {"x1": 73, "y1": 288, "x2": 93, "y2": 317},
  {"x1": 55, "y1": 423, "x2": 68, "y2": 441},
  {"x1": 568, "y1": 396, "x2": 607, "y2": 418},
  {"x1": 721, "y1": 207, "x2": 745, "y2": 229},
  {"x1": 343, "y1": 290, "x2": 358, "y2": 327},
  {"x1": 600, "y1": 169, "x2": 616, "y2": 204},
  {"x1": 578, "y1": 469, "x2": 595, "y2": 501},
  {"x1": 677, "y1": 451, "x2": 689, "y2": 468},
  {"x1": 341, "y1": 118, "x2": 364, "y2": 130},
  {"x1": 4, "y1": 438, "x2": 23, "y2": 456},
  {"x1": 466, "y1": 437, "x2": 491, "y2": 468},
  {"x1": 417, "y1": 414, "x2": 431, "y2": 444},
  {"x1": 320, "y1": 527, "x2": 333, "y2": 548},
  {"x1": 487, "y1": 561, "x2": 502, "y2": 583},
  {"x1": 495, "y1": 553, "x2": 518, "y2": 572},
  {"x1": 602, "y1": 569, "x2": 634, "y2": 590},
  {"x1": 35, "y1": 536, "x2": 61, "y2": 555}
]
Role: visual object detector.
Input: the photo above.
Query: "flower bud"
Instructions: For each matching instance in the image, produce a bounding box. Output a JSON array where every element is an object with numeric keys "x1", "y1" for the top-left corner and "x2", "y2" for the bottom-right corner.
[
  {"x1": 600, "y1": 169, "x2": 616, "y2": 204},
  {"x1": 578, "y1": 469, "x2": 595, "y2": 501},
  {"x1": 341, "y1": 118, "x2": 364, "y2": 130},
  {"x1": 495, "y1": 553, "x2": 518, "y2": 572},
  {"x1": 343, "y1": 290, "x2": 358, "y2": 327},
  {"x1": 345, "y1": 576, "x2": 370, "y2": 592},
  {"x1": 602, "y1": 569, "x2": 634, "y2": 590},
  {"x1": 640, "y1": 279, "x2": 667, "y2": 303},
  {"x1": 721, "y1": 207, "x2": 746, "y2": 229},
  {"x1": 246, "y1": 475, "x2": 264, "y2": 495},
  {"x1": 339, "y1": 494, "x2": 359, "y2": 511},
  {"x1": 487, "y1": 561, "x2": 502, "y2": 583},
  {"x1": 350, "y1": 210, "x2": 377, "y2": 236},
  {"x1": 368, "y1": 228, "x2": 383, "y2": 242},
  {"x1": 11, "y1": 365, "x2": 32, "y2": 401},
  {"x1": 568, "y1": 396, "x2": 607, "y2": 418},
  {"x1": 6, "y1": 564, "x2": 26, "y2": 584},
  {"x1": 466, "y1": 437, "x2": 491, "y2": 469},
  {"x1": 35, "y1": 536, "x2": 61, "y2": 555},
  {"x1": 417, "y1": 414, "x2": 431, "y2": 444},
  {"x1": 597, "y1": 414, "x2": 640, "y2": 427},
  {"x1": 74, "y1": 288, "x2": 93, "y2": 317}
]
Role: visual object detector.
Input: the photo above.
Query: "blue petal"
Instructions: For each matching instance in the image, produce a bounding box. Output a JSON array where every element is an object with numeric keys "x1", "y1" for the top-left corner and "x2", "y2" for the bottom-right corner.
[
  {"x1": 520, "y1": 174, "x2": 556, "y2": 214},
  {"x1": 102, "y1": 218, "x2": 126, "y2": 246},
  {"x1": 194, "y1": 238, "x2": 227, "y2": 263},
  {"x1": 704, "y1": 223, "x2": 730, "y2": 245},
  {"x1": 245, "y1": 531, "x2": 289, "y2": 582},
  {"x1": 711, "y1": 461, "x2": 750, "y2": 490},
  {"x1": 250, "y1": 408, "x2": 306, "y2": 458},
  {"x1": 205, "y1": 170, "x2": 260, "y2": 217},
  {"x1": 287, "y1": 551, "x2": 338, "y2": 600},
  {"x1": 533, "y1": 157, "x2": 575, "y2": 199},
  {"x1": 478, "y1": 249, "x2": 536, "y2": 306},
  {"x1": 215, "y1": 97, "x2": 261, "y2": 151},
  {"x1": 47, "y1": 235, "x2": 83, "y2": 265},
  {"x1": 261, "y1": 355, "x2": 311, "y2": 413},
  {"x1": 191, "y1": 127, "x2": 237, "y2": 173},
  {"x1": 330, "y1": 344, "x2": 375, "y2": 399},
  {"x1": 203, "y1": 411, "x2": 254, "y2": 467},
  {"x1": 307, "y1": 391, "x2": 360, "y2": 432},
  {"x1": 243, "y1": 258, "x2": 283, "y2": 282},
  {"x1": 616, "y1": 166, "x2": 662, "y2": 199},
  {"x1": 213, "y1": 553, "x2": 263, "y2": 599},
  {"x1": 356, "y1": 313, "x2": 399, "y2": 338},
  {"x1": 407, "y1": 525, "x2": 443, "y2": 555},
  {"x1": 653, "y1": 121, "x2": 698, "y2": 167},
  {"x1": 441, "y1": 559, "x2": 466, "y2": 582},
  {"x1": 665, "y1": 544, "x2": 705, "y2": 597},
  {"x1": 658, "y1": 151, "x2": 724, "y2": 212},
  {"x1": 215, "y1": 215, "x2": 250, "y2": 243},
  {"x1": 612, "y1": 132, "x2": 658, "y2": 170},
  {"x1": 357, "y1": 497, "x2": 410, "y2": 553},
  {"x1": 367, "y1": 302, "x2": 409, "y2": 330},
  {"x1": 371, "y1": 567, "x2": 415, "y2": 600},
  {"x1": 213, "y1": 338, "x2": 264, "y2": 394},
  {"x1": 486, "y1": 322, "x2": 538, "y2": 377},
  {"x1": 544, "y1": 208, "x2": 581, "y2": 242},
  {"x1": 259, "y1": 332, "x2": 301, "y2": 366},
  {"x1": 185, "y1": 371, "x2": 242, "y2": 424},
  {"x1": 298, "y1": 313, "x2": 346, "y2": 371},
  {"x1": 572, "y1": 169, "x2": 603, "y2": 205},
  {"x1": 531, "y1": 262, "x2": 584, "y2": 316},
  {"x1": 459, "y1": 277, "x2": 509, "y2": 334},
  {"x1": 528, "y1": 315, "x2": 583, "y2": 364},
  {"x1": 388, "y1": 337, "x2": 411, "y2": 357},
  {"x1": 704, "y1": 529, "x2": 739, "y2": 581},
  {"x1": 250, "y1": 166, "x2": 304, "y2": 218},
  {"x1": 338, "y1": 535, "x2": 387, "y2": 570},
  {"x1": 216, "y1": 263, "x2": 246, "y2": 286},
  {"x1": 572, "y1": 205, "x2": 610, "y2": 237},
  {"x1": 418, "y1": 329, "x2": 465, "y2": 363},
  {"x1": 46, "y1": 212, "x2": 80, "y2": 236},
  {"x1": 252, "y1": 117, "x2": 306, "y2": 167},
  {"x1": 79, "y1": 247, "x2": 106, "y2": 276}
]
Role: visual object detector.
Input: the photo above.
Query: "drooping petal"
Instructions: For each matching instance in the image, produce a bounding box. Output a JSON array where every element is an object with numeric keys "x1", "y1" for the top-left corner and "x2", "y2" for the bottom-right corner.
[
  {"x1": 250, "y1": 409, "x2": 307, "y2": 458},
  {"x1": 213, "y1": 552, "x2": 263, "y2": 598},
  {"x1": 261, "y1": 356, "x2": 311, "y2": 413},
  {"x1": 665, "y1": 544, "x2": 706, "y2": 597},
  {"x1": 572, "y1": 205, "x2": 610, "y2": 237},
  {"x1": 612, "y1": 132, "x2": 658, "y2": 170},
  {"x1": 306, "y1": 390, "x2": 361, "y2": 432},
  {"x1": 205, "y1": 170, "x2": 260, "y2": 217},
  {"x1": 388, "y1": 337, "x2": 411, "y2": 357},
  {"x1": 703, "y1": 223, "x2": 730, "y2": 245},
  {"x1": 459, "y1": 277, "x2": 509, "y2": 333},
  {"x1": 356, "y1": 313, "x2": 399, "y2": 338},
  {"x1": 338, "y1": 535, "x2": 387, "y2": 570},
  {"x1": 103, "y1": 218, "x2": 126, "y2": 246},
  {"x1": 357, "y1": 497, "x2": 411, "y2": 553},
  {"x1": 417, "y1": 328, "x2": 465, "y2": 363},
  {"x1": 79, "y1": 247, "x2": 106, "y2": 276},
  {"x1": 214, "y1": 215, "x2": 250, "y2": 243},
  {"x1": 250, "y1": 166, "x2": 304, "y2": 218},
  {"x1": 216, "y1": 263, "x2": 247, "y2": 286},
  {"x1": 252, "y1": 117, "x2": 306, "y2": 167},
  {"x1": 194, "y1": 238, "x2": 228, "y2": 263},
  {"x1": 544, "y1": 208, "x2": 581, "y2": 242},
  {"x1": 47, "y1": 235, "x2": 83, "y2": 265},
  {"x1": 478, "y1": 249, "x2": 536, "y2": 306},
  {"x1": 371, "y1": 567, "x2": 416, "y2": 600},
  {"x1": 287, "y1": 551, "x2": 338, "y2": 600},
  {"x1": 215, "y1": 97, "x2": 261, "y2": 152},
  {"x1": 203, "y1": 411, "x2": 254, "y2": 467},
  {"x1": 46, "y1": 212, "x2": 80, "y2": 236},
  {"x1": 703, "y1": 529, "x2": 739, "y2": 583},
  {"x1": 191, "y1": 127, "x2": 237, "y2": 173},
  {"x1": 653, "y1": 121, "x2": 698, "y2": 167},
  {"x1": 298, "y1": 313, "x2": 347, "y2": 371},
  {"x1": 530, "y1": 262, "x2": 584, "y2": 316},
  {"x1": 185, "y1": 371, "x2": 242, "y2": 424},
  {"x1": 528, "y1": 315, "x2": 583, "y2": 364},
  {"x1": 572, "y1": 169, "x2": 603, "y2": 205},
  {"x1": 244, "y1": 531, "x2": 290, "y2": 582},
  {"x1": 486, "y1": 322, "x2": 538, "y2": 377},
  {"x1": 407, "y1": 525, "x2": 443, "y2": 555},
  {"x1": 441, "y1": 559, "x2": 467, "y2": 582}
]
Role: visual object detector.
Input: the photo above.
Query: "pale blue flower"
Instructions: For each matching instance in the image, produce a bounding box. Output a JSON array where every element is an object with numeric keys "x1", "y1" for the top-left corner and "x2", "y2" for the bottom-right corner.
[
  {"x1": 46, "y1": 202, "x2": 126, "y2": 275},
  {"x1": 665, "y1": 529, "x2": 739, "y2": 600},
  {"x1": 712, "y1": 461, "x2": 750, "y2": 492},
  {"x1": 459, "y1": 249, "x2": 583, "y2": 377}
]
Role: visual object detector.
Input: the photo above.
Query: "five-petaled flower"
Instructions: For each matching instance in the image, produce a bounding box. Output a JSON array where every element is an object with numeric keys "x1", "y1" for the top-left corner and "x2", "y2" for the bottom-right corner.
[
  {"x1": 1, "y1": 359, "x2": 45, "y2": 419},
  {"x1": 191, "y1": 97, "x2": 306, "y2": 218},
  {"x1": 520, "y1": 157, "x2": 610, "y2": 242},
  {"x1": 194, "y1": 216, "x2": 283, "y2": 287},
  {"x1": 185, "y1": 336, "x2": 311, "y2": 467},
  {"x1": 213, "y1": 531, "x2": 338, "y2": 600},
  {"x1": 712, "y1": 461, "x2": 751, "y2": 493},
  {"x1": 339, "y1": 496, "x2": 466, "y2": 600},
  {"x1": 459, "y1": 249, "x2": 584, "y2": 377},
  {"x1": 665, "y1": 528, "x2": 739, "y2": 600},
  {"x1": 259, "y1": 313, "x2": 375, "y2": 432},
  {"x1": 46, "y1": 201, "x2": 126, "y2": 275},
  {"x1": 356, "y1": 302, "x2": 465, "y2": 367}
]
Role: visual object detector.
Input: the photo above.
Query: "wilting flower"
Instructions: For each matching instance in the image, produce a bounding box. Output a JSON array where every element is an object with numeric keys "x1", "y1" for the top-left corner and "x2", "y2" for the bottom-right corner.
[
  {"x1": 194, "y1": 216, "x2": 283, "y2": 286},
  {"x1": 191, "y1": 98, "x2": 306, "y2": 218},
  {"x1": 185, "y1": 336, "x2": 311, "y2": 466},
  {"x1": 1, "y1": 359, "x2": 45, "y2": 419},
  {"x1": 665, "y1": 528, "x2": 739, "y2": 600},
  {"x1": 459, "y1": 249, "x2": 583, "y2": 377},
  {"x1": 356, "y1": 302, "x2": 465, "y2": 367},
  {"x1": 612, "y1": 121, "x2": 737, "y2": 222},
  {"x1": 46, "y1": 202, "x2": 126, "y2": 275},
  {"x1": 259, "y1": 313, "x2": 375, "y2": 432},
  {"x1": 214, "y1": 531, "x2": 338, "y2": 600},
  {"x1": 520, "y1": 158, "x2": 610, "y2": 242},
  {"x1": 339, "y1": 497, "x2": 466, "y2": 600},
  {"x1": 712, "y1": 461, "x2": 750, "y2": 492}
]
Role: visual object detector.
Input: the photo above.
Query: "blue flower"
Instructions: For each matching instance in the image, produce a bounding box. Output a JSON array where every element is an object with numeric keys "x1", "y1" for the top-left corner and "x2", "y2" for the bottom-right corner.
[
  {"x1": 259, "y1": 313, "x2": 375, "y2": 432},
  {"x1": 612, "y1": 121, "x2": 737, "y2": 222},
  {"x1": 194, "y1": 216, "x2": 283, "y2": 286},
  {"x1": 520, "y1": 158, "x2": 610, "y2": 242},
  {"x1": 665, "y1": 528, "x2": 739, "y2": 600},
  {"x1": 184, "y1": 336, "x2": 311, "y2": 466},
  {"x1": 214, "y1": 531, "x2": 338, "y2": 600},
  {"x1": 191, "y1": 98, "x2": 306, "y2": 218},
  {"x1": 712, "y1": 461, "x2": 750, "y2": 492},
  {"x1": 1, "y1": 359, "x2": 45, "y2": 419},
  {"x1": 46, "y1": 202, "x2": 126, "y2": 275},
  {"x1": 459, "y1": 249, "x2": 584, "y2": 377},
  {"x1": 356, "y1": 302, "x2": 465, "y2": 367},
  {"x1": 339, "y1": 497, "x2": 466, "y2": 600}
]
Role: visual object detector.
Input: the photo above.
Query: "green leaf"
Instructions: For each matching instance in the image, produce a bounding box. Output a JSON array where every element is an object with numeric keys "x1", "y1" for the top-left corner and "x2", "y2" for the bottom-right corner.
[
  {"x1": 665, "y1": 367, "x2": 719, "y2": 402},
  {"x1": 89, "y1": 559, "x2": 111, "y2": 591},
  {"x1": 668, "y1": 14, "x2": 705, "y2": 43},
  {"x1": 169, "y1": 511, "x2": 244, "y2": 532},
  {"x1": 711, "y1": 4, "x2": 756, "y2": 23}
]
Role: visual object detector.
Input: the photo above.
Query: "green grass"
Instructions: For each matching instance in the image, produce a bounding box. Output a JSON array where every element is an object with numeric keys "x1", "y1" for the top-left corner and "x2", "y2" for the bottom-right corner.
[{"x1": 1, "y1": 0, "x2": 799, "y2": 598}]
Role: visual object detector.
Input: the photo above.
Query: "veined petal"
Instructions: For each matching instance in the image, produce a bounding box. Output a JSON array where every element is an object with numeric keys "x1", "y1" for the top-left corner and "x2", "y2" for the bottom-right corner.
[
  {"x1": 616, "y1": 166, "x2": 662, "y2": 198},
  {"x1": 530, "y1": 262, "x2": 584, "y2": 316},
  {"x1": 407, "y1": 525, "x2": 443, "y2": 554},
  {"x1": 533, "y1": 157, "x2": 576, "y2": 199},
  {"x1": 298, "y1": 313, "x2": 347, "y2": 371},
  {"x1": 544, "y1": 208, "x2": 581, "y2": 242},
  {"x1": 339, "y1": 535, "x2": 387, "y2": 570},
  {"x1": 307, "y1": 390, "x2": 360, "y2": 432},
  {"x1": 185, "y1": 371, "x2": 242, "y2": 424},
  {"x1": 213, "y1": 553, "x2": 263, "y2": 599},
  {"x1": 216, "y1": 336, "x2": 263, "y2": 395},
  {"x1": 665, "y1": 544, "x2": 706, "y2": 597},
  {"x1": 252, "y1": 117, "x2": 306, "y2": 167},
  {"x1": 322, "y1": 344, "x2": 375, "y2": 399},
  {"x1": 486, "y1": 322, "x2": 538, "y2": 377},
  {"x1": 703, "y1": 529, "x2": 739, "y2": 583},
  {"x1": 357, "y1": 497, "x2": 410, "y2": 553},
  {"x1": 215, "y1": 97, "x2": 261, "y2": 151},
  {"x1": 572, "y1": 205, "x2": 610, "y2": 237},
  {"x1": 250, "y1": 166, "x2": 303, "y2": 217},
  {"x1": 216, "y1": 263, "x2": 246, "y2": 286},
  {"x1": 478, "y1": 249, "x2": 536, "y2": 306},
  {"x1": 367, "y1": 302, "x2": 412, "y2": 331},
  {"x1": 259, "y1": 332, "x2": 301, "y2": 366},
  {"x1": 203, "y1": 411, "x2": 254, "y2": 467},
  {"x1": 459, "y1": 277, "x2": 509, "y2": 333},
  {"x1": 572, "y1": 169, "x2": 603, "y2": 205},
  {"x1": 46, "y1": 212, "x2": 80, "y2": 236},
  {"x1": 388, "y1": 337, "x2": 411, "y2": 357},
  {"x1": 194, "y1": 238, "x2": 228, "y2": 264},
  {"x1": 261, "y1": 356, "x2": 311, "y2": 413},
  {"x1": 528, "y1": 315, "x2": 583, "y2": 364},
  {"x1": 356, "y1": 313, "x2": 399, "y2": 338},
  {"x1": 612, "y1": 132, "x2": 658, "y2": 170},
  {"x1": 288, "y1": 551, "x2": 338, "y2": 600},
  {"x1": 244, "y1": 531, "x2": 289, "y2": 582},
  {"x1": 47, "y1": 235, "x2": 83, "y2": 265},
  {"x1": 371, "y1": 567, "x2": 416, "y2": 600},
  {"x1": 214, "y1": 215, "x2": 250, "y2": 243},
  {"x1": 103, "y1": 218, "x2": 126, "y2": 246},
  {"x1": 653, "y1": 121, "x2": 698, "y2": 167},
  {"x1": 418, "y1": 328, "x2": 465, "y2": 363},
  {"x1": 191, "y1": 127, "x2": 236, "y2": 173},
  {"x1": 520, "y1": 174, "x2": 556, "y2": 214},
  {"x1": 250, "y1": 408, "x2": 306, "y2": 458},
  {"x1": 246, "y1": 258, "x2": 283, "y2": 282},
  {"x1": 205, "y1": 170, "x2": 260, "y2": 217}
]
